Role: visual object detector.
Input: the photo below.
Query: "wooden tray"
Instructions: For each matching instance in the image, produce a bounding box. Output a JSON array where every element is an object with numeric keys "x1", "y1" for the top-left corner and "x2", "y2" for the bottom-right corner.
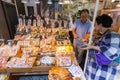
[{"x1": 0, "y1": 68, "x2": 6, "y2": 73}]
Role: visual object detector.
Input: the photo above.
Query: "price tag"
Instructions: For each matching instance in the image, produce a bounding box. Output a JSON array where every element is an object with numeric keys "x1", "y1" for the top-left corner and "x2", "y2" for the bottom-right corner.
[{"x1": 69, "y1": 64, "x2": 86, "y2": 80}]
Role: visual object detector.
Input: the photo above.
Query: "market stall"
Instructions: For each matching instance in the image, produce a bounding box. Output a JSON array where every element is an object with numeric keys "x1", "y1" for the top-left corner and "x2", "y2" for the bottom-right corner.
[
  {"x1": 1, "y1": 0, "x2": 120, "y2": 80},
  {"x1": 0, "y1": 19, "x2": 85, "y2": 80}
]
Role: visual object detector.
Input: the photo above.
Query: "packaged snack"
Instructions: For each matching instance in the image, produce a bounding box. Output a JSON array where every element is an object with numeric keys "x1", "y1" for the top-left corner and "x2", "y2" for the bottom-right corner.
[
  {"x1": 10, "y1": 45, "x2": 21, "y2": 56},
  {"x1": 7, "y1": 57, "x2": 36, "y2": 68},
  {"x1": 40, "y1": 56, "x2": 55, "y2": 66},
  {"x1": 48, "y1": 67, "x2": 73, "y2": 80},
  {"x1": 23, "y1": 40, "x2": 30, "y2": 47},
  {"x1": 0, "y1": 45, "x2": 21, "y2": 57},
  {"x1": 30, "y1": 38, "x2": 40, "y2": 46},
  {"x1": 0, "y1": 57, "x2": 9, "y2": 68},
  {"x1": 56, "y1": 56, "x2": 72, "y2": 67},
  {"x1": 56, "y1": 45, "x2": 74, "y2": 52},
  {"x1": 6, "y1": 57, "x2": 20, "y2": 68},
  {"x1": 16, "y1": 57, "x2": 36, "y2": 68},
  {"x1": 17, "y1": 41, "x2": 24, "y2": 46}
]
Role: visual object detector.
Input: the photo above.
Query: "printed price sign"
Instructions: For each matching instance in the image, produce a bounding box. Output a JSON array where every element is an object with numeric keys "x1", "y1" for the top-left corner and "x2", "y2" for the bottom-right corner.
[{"x1": 69, "y1": 64, "x2": 86, "y2": 80}]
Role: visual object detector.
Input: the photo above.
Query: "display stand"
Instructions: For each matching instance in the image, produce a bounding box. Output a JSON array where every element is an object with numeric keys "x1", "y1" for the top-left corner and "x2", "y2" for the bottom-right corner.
[{"x1": 0, "y1": 52, "x2": 78, "y2": 80}]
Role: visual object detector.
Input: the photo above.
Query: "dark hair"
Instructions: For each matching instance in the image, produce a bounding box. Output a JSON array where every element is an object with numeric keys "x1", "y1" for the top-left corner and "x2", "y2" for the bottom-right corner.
[
  {"x1": 96, "y1": 14, "x2": 113, "y2": 28},
  {"x1": 80, "y1": 9, "x2": 89, "y2": 15}
]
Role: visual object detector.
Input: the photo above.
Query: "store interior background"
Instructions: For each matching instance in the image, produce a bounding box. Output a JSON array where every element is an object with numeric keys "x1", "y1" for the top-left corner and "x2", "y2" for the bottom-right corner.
[
  {"x1": 0, "y1": 0, "x2": 120, "y2": 39},
  {"x1": 0, "y1": 0, "x2": 120, "y2": 80}
]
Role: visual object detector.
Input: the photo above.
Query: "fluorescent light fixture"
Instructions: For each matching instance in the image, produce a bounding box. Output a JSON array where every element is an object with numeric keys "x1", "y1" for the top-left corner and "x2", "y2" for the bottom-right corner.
[
  {"x1": 116, "y1": 3, "x2": 120, "y2": 7},
  {"x1": 48, "y1": 0, "x2": 52, "y2": 4},
  {"x1": 21, "y1": 0, "x2": 28, "y2": 3},
  {"x1": 63, "y1": 0, "x2": 73, "y2": 4},
  {"x1": 112, "y1": 0, "x2": 115, "y2": 2},
  {"x1": 58, "y1": 0, "x2": 63, "y2": 4},
  {"x1": 35, "y1": 0, "x2": 40, "y2": 4},
  {"x1": 112, "y1": 0, "x2": 120, "y2": 2}
]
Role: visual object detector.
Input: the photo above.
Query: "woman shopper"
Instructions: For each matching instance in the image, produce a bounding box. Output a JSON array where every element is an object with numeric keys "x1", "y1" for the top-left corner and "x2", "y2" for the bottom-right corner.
[{"x1": 80, "y1": 14, "x2": 120, "y2": 80}]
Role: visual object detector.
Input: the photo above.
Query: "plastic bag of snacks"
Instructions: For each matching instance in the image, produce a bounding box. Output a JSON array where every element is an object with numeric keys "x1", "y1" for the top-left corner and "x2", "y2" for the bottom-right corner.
[
  {"x1": 48, "y1": 67, "x2": 83, "y2": 80},
  {"x1": 48, "y1": 67, "x2": 73, "y2": 80}
]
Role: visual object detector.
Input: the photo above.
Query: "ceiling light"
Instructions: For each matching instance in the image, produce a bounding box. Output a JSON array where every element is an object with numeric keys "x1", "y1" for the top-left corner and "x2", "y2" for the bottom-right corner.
[
  {"x1": 35, "y1": 0, "x2": 40, "y2": 4},
  {"x1": 116, "y1": 3, "x2": 120, "y2": 7},
  {"x1": 63, "y1": 0, "x2": 73, "y2": 4},
  {"x1": 21, "y1": 0, "x2": 28, "y2": 3},
  {"x1": 58, "y1": 0, "x2": 63, "y2": 4},
  {"x1": 112, "y1": 0, "x2": 115, "y2": 2},
  {"x1": 48, "y1": 0, "x2": 52, "y2": 4},
  {"x1": 112, "y1": 0, "x2": 120, "y2": 2}
]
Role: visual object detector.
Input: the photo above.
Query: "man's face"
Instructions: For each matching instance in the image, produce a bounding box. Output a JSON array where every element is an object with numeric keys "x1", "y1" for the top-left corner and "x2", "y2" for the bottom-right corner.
[{"x1": 80, "y1": 12, "x2": 88, "y2": 23}]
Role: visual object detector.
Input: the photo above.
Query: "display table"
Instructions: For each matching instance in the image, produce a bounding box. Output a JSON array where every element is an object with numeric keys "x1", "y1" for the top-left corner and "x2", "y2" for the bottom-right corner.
[
  {"x1": 0, "y1": 55, "x2": 77, "y2": 74},
  {"x1": 0, "y1": 27, "x2": 80, "y2": 80},
  {"x1": 7, "y1": 66, "x2": 52, "y2": 75}
]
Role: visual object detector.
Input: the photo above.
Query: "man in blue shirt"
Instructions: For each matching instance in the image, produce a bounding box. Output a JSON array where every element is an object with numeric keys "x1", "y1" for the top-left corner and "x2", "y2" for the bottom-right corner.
[{"x1": 72, "y1": 9, "x2": 91, "y2": 68}]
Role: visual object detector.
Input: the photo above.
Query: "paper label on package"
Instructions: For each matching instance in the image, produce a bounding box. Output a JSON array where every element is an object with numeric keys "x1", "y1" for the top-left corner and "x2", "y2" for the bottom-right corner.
[
  {"x1": 58, "y1": 56, "x2": 71, "y2": 66},
  {"x1": 69, "y1": 64, "x2": 86, "y2": 80}
]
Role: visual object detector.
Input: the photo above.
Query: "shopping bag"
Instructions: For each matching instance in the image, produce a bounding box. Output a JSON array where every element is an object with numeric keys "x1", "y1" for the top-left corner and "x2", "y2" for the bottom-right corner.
[{"x1": 95, "y1": 51, "x2": 111, "y2": 66}]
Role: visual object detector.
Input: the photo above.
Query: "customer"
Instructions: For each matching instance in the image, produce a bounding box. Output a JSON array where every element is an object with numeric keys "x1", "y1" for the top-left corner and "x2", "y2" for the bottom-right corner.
[
  {"x1": 81, "y1": 14, "x2": 120, "y2": 80},
  {"x1": 72, "y1": 9, "x2": 91, "y2": 69}
]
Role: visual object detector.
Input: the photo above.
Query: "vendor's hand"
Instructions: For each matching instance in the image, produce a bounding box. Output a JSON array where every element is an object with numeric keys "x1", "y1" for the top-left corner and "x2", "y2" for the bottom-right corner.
[
  {"x1": 74, "y1": 35, "x2": 78, "y2": 39},
  {"x1": 80, "y1": 39, "x2": 87, "y2": 42}
]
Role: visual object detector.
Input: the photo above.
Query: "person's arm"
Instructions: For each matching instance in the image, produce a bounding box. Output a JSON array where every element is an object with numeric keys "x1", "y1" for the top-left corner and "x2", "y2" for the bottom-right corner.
[
  {"x1": 81, "y1": 22, "x2": 91, "y2": 42},
  {"x1": 91, "y1": 45, "x2": 101, "y2": 52},
  {"x1": 81, "y1": 32, "x2": 120, "y2": 60},
  {"x1": 80, "y1": 44, "x2": 101, "y2": 52},
  {"x1": 72, "y1": 28, "x2": 77, "y2": 39},
  {"x1": 85, "y1": 32, "x2": 90, "y2": 40},
  {"x1": 80, "y1": 32, "x2": 90, "y2": 42}
]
